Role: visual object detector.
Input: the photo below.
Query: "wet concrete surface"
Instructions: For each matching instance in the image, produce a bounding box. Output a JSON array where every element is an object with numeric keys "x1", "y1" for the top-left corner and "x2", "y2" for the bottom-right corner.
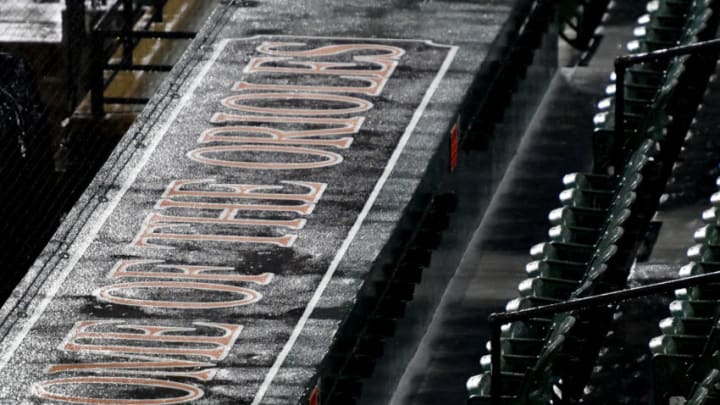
[
  {"x1": 0, "y1": 1, "x2": 533, "y2": 404},
  {"x1": 0, "y1": 0, "x2": 64, "y2": 43},
  {"x1": 381, "y1": 67, "x2": 601, "y2": 404}
]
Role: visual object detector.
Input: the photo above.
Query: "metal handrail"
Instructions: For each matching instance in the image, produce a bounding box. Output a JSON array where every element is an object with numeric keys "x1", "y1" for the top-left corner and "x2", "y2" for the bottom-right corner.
[
  {"x1": 92, "y1": 0, "x2": 123, "y2": 32},
  {"x1": 89, "y1": 0, "x2": 196, "y2": 116},
  {"x1": 488, "y1": 270, "x2": 720, "y2": 404},
  {"x1": 95, "y1": 29, "x2": 196, "y2": 39}
]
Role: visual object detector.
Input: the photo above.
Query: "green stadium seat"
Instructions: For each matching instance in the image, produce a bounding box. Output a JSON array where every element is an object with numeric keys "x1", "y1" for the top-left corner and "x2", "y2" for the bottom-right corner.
[
  {"x1": 562, "y1": 172, "x2": 615, "y2": 190},
  {"x1": 469, "y1": 0, "x2": 720, "y2": 399},
  {"x1": 529, "y1": 241, "x2": 594, "y2": 262},
  {"x1": 518, "y1": 277, "x2": 580, "y2": 300},
  {"x1": 468, "y1": 316, "x2": 578, "y2": 404},
  {"x1": 693, "y1": 224, "x2": 720, "y2": 243},
  {"x1": 593, "y1": 0, "x2": 716, "y2": 170},
  {"x1": 702, "y1": 207, "x2": 720, "y2": 223},
  {"x1": 559, "y1": 188, "x2": 614, "y2": 210},
  {"x1": 687, "y1": 243, "x2": 720, "y2": 262},
  {"x1": 660, "y1": 334, "x2": 711, "y2": 355},
  {"x1": 687, "y1": 367, "x2": 720, "y2": 404},
  {"x1": 670, "y1": 298, "x2": 720, "y2": 318},
  {"x1": 687, "y1": 386, "x2": 713, "y2": 405},
  {"x1": 501, "y1": 319, "x2": 552, "y2": 339},
  {"x1": 548, "y1": 206, "x2": 608, "y2": 231},
  {"x1": 659, "y1": 316, "x2": 714, "y2": 336},
  {"x1": 467, "y1": 370, "x2": 525, "y2": 400},
  {"x1": 637, "y1": 12, "x2": 687, "y2": 30},
  {"x1": 478, "y1": 353, "x2": 539, "y2": 376},
  {"x1": 672, "y1": 263, "x2": 720, "y2": 301},
  {"x1": 525, "y1": 258, "x2": 588, "y2": 279},
  {"x1": 521, "y1": 316, "x2": 579, "y2": 402},
  {"x1": 629, "y1": 0, "x2": 709, "y2": 52},
  {"x1": 548, "y1": 223, "x2": 603, "y2": 245},
  {"x1": 572, "y1": 263, "x2": 611, "y2": 297},
  {"x1": 710, "y1": 190, "x2": 720, "y2": 207}
]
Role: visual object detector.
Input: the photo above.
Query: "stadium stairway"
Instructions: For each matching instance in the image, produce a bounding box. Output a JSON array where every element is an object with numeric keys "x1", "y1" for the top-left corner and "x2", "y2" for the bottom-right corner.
[
  {"x1": 352, "y1": 1, "x2": 637, "y2": 402},
  {"x1": 382, "y1": 67, "x2": 601, "y2": 405},
  {"x1": 322, "y1": 1, "x2": 565, "y2": 403}
]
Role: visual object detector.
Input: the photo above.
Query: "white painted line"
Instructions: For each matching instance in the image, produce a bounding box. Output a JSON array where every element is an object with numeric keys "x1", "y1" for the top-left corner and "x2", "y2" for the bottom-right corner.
[
  {"x1": 0, "y1": 39, "x2": 232, "y2": 371},
  {"x1": 250, "y1": 42, "x2": 459, "y2": 405},
  {"x1": 0, "y1": 36, "x2": 459, "y2": 405}
]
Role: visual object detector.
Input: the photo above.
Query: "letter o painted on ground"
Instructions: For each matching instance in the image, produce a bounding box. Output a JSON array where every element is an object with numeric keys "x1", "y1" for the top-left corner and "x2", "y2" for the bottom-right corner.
[
  {"x1": 32, "y1": 376, "x2": 202, "y2": 404},
  {"x1": 187, "y1": 145, "x2": 343, "y2": 169},
  {"x1": 222, "y1": 92, "x2": 372, "y2": 116},
  {"x1": 95, "y1": 281, "x2": 262, "y2": 309}
]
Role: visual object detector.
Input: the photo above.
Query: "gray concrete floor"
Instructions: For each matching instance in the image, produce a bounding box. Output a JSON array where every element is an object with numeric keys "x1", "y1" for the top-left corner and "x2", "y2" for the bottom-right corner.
[{"x1": 367, "y1": 66, "x2": 605, "y2": 404}]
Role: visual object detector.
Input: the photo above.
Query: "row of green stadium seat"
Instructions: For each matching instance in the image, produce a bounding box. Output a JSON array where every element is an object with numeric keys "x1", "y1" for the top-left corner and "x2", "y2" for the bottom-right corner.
[
  {"x1": 467, "y1": 0, "x2": 720, "y2": 402},
  {"x1": 687, "y1": 366, "x2": 720, "y2": 404},
  {"x1": 663, "y1": 76, "x2": 720, "y2": 203},
  {"x1": 650, "y1": 178, "x2": 720, "y2": 402},
  {"x1": 593, "y1": 0, "x2": 717, "y2": 171},
  {"x1": 467, "y1": 135, "x2": 661, "y2": 404}
]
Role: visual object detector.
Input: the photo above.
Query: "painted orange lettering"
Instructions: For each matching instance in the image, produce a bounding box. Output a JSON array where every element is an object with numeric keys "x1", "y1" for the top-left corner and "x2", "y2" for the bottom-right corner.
[
  {"x1": 162, "y1": 179, "x2": 326, "y2": 204},
  {"x1": 132, "y1": 216, "x2": 297, "y2": 248},
  {"x1": 221, "y1": 92, "x2": 372, "y2": 116},
  {"x1": 256, "y1": 42, "x2": 405, "y2": 59},
  {"x1": 232, "y1": 78, "x2": 387, "y2": 96},
  {"x1": 187, "y1": 144, "x2": 342, "y2": 170},
  {"x1": 96, "y1": 281, "x2": 262, "y2": 309},
  {"x1": 108, "y1": 259, "x2": 274, "y2": 284},
  {"x1": 61, "y1": 321, "x2": 243, "y2": 361},
  {"x1": 198, "y1": 125, "x2": 352, "y2": 149},
  {"x1": 48, "y1": 360, "x2": 217, "y2": 381},
  {"x1": 246, "y1": 42, "x2": 404, "y2": 80},
  {"x1": 33, "y1": 376, "x2": 202, "y2": 404}
]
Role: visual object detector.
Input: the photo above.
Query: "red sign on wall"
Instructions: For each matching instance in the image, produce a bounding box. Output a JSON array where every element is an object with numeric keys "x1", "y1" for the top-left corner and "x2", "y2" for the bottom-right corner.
[{"x1": 450, "y1": 122, "x2": 460, "y2": 172}]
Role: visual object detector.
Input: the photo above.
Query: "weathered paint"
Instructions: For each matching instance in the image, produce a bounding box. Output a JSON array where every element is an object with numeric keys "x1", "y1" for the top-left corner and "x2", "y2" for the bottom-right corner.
[{"x1": 0, "y1": 0, "x2": 521, "y2": 403}]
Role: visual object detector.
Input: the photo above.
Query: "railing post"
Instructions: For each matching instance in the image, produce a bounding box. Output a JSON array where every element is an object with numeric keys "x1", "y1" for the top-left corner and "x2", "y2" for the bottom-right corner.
[
  {"x1": 152, "y1": 0, "x2": 164, "y2": 22},
  {"x1": 90, "y1": 30, "x2": 104, "y2": 117},
  {"x1": 612, "y1": 57, "x2": 627, "y2": 173},
  {"x1": 89, "y1": 0, "x2": 196, "y2": 112},
  {"x1": 489, "y1": 315, "x2": 502, "y2": 405},
  {"x1": 122, "y1": 0, "x2": 134, "y2": 65},
  {"x1": 65, "y1": 0, "x2": 85, "y2": 115}
]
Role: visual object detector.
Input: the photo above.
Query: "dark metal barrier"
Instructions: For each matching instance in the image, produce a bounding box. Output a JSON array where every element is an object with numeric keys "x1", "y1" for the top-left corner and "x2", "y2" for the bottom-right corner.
[
  {"x1": 488, "y1": 270, "x2": 720, "y2": 404},
  {"x1": 559, "y1": 0, "x2": 610, "y2": 55},
  {"x1": 89, "y1": 0, "x2": 195, "y2": 116},
  {"x1": 65, "y1": 0, "x2": 86, "y2": 113}
]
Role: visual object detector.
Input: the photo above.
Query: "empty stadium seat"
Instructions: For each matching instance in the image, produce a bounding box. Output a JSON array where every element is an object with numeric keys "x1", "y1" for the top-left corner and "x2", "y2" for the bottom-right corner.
[
  {"x1": 468, "y1": 0, "x2": 720, "y2": 401},
  {"x1": 651, "y1": 172, "x2": 720, "y2": 401},
  {"x1": 686, "y1": 365, "x2": 720, "y2": 404},
  {"x1": 593, "y1": 0, "x2": 719, "y2": 173},
  {"x1": 468, "y1": 134, "x2": 665, "y2": 403}
]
